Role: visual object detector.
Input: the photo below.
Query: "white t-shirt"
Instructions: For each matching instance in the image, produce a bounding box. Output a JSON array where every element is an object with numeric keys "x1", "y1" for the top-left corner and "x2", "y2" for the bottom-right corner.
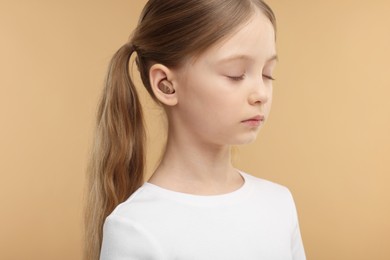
[{"x1": 100, "y1": 171, "x2": 306, "y2": 260}]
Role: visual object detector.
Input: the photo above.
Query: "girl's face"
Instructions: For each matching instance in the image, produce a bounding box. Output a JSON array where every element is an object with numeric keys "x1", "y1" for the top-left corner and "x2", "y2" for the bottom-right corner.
[{"x1": 171, "y1": 10, "x2": 277, "y2": 146}]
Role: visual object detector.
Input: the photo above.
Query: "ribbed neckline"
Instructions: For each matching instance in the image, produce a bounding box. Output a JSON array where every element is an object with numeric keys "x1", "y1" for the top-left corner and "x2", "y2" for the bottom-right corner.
[{"x1": 142, "y1": 171, "x2": 254, "y2": 207}]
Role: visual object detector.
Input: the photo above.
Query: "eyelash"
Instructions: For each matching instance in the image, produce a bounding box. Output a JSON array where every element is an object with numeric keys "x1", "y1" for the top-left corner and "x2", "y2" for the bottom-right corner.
[
  {"x1": 228, "y1": 75, "x2": 245, "y2": 81},
  {"x1": 227, "y1": 75, "x2": 276, "y2": 81},
  {"x1": 263, "y1": 75, "x2": 276, "y2": 81}
]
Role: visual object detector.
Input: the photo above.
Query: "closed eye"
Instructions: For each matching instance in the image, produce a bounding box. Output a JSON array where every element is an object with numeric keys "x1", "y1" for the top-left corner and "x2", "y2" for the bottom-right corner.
[
  {"x1": 263, "y1": 75, "x2": 275, "y2": 81},
  {"x1": 227, "y1": 75, "x2": 245, "y2": 81}
]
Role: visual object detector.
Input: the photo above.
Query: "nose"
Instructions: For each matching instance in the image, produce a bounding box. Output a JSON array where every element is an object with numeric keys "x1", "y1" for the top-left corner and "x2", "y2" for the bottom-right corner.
[{"x1": 248, "y1": 78, "x2": 270, "y2": 105}]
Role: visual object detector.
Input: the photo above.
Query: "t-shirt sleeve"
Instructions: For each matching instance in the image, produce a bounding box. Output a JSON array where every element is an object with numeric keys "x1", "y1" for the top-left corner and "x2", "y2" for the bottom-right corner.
[
  {"x1": 99, "y1": 215, "x2": 165, "y2": 260},
  {"x1": 287, "y1": 190, "x2": 307, "y2": 260}
]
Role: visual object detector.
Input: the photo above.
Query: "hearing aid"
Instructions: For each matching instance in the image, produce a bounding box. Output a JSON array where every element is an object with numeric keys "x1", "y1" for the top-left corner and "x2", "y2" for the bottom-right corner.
[{"x1": 158, "y1": 80, "x2": 175, "y2": 94}]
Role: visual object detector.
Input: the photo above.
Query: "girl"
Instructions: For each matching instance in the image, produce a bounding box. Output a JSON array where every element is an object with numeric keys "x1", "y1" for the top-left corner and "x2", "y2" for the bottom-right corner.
[{"x1": 85, "y1": 0, "x2": 306, "y2": 259}]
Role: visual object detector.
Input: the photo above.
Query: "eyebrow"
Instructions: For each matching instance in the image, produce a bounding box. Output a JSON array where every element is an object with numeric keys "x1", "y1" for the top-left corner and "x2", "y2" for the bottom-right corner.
[{"x1": 217, "y1": 54, "x2": 278, "y2": 64}]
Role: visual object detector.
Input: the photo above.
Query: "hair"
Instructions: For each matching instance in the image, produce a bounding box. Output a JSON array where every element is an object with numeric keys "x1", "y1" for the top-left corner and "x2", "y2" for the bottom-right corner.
[{"x1": 84, "y1": 0, "x2": 276, "y2": 259}]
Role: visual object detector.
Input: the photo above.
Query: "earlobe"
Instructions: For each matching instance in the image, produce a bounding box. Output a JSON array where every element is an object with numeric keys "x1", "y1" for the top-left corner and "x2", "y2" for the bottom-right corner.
[{"x1": 149, "y1": 64, "x2": 178, "y2": 106}]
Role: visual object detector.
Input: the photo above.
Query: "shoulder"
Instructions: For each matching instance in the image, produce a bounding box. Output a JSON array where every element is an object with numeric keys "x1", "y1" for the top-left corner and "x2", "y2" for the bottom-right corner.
[
  {"x1": 108, "y1": 184, "x2": 161, "y2": 221},
  {"x1": 241, "y1": 171, "x2": 300, "y2": 229},
  {"x1": 242, "y1": 171, "x2": 292, "y2": 196},
  {"x1": 241, "y1": 171, "x2": 296, "y2": 208},
  {"x1": 100, "y1": 214, "x2": 165, "y2": 260}
]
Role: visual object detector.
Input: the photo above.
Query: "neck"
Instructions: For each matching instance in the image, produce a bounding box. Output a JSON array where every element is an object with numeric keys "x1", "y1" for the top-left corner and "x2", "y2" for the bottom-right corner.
[{"x1": 148, "y1": 132, "x2": 242, "y2": 194}]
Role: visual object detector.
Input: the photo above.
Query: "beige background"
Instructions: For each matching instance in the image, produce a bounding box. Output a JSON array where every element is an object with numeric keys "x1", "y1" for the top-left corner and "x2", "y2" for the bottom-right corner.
[{"x1": 1, "y1": 0, "x2": 389, "y2": 259}]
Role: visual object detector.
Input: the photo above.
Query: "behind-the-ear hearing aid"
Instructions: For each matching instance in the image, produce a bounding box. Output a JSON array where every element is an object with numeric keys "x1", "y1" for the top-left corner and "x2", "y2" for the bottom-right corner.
[{"x1": 158, "y1": 80, "x2": 175, "y2": 94}]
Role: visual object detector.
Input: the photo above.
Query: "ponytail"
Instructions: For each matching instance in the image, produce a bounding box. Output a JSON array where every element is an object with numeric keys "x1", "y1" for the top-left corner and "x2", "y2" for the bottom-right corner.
[{"x1": 84, "y1": 43, "x2": 145, "y2": 260}]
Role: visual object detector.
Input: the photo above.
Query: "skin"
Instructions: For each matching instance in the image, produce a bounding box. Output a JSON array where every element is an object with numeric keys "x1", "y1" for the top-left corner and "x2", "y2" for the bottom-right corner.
[{"x1": 148, "y1": 9, "x2": 277, "y2": 195}]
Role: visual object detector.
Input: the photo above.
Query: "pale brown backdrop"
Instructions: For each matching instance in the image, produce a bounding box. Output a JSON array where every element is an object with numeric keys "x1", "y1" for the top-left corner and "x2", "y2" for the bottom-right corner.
[{"x1": 0, "y1": 0, "x2": 389, "y2": 259}]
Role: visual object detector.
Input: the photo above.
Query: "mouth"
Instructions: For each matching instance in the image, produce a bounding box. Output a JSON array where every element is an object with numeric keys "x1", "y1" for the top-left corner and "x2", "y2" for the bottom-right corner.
[{"x1": 241, "y1": 115, "x2": 265, "y2": 127}]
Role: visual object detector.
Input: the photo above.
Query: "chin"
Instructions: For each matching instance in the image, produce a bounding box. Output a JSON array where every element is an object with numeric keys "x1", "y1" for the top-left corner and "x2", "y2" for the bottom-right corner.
[{"x1": 231, "y1": 132, "x2": 259, "y2": 145}]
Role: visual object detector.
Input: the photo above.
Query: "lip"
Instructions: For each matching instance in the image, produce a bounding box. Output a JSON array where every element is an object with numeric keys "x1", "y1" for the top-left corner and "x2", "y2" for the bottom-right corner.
[{"x1": 241, "y1": 115, "x2": 265, "y2": 127}]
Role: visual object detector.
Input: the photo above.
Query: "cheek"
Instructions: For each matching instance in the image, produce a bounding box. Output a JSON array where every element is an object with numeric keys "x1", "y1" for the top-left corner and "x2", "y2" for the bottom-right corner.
[
  {"x1": 177, "y1": 80, "x2": 216, "y2": 119},
  {"x1": 178, "y1": 67, "x2": 240, "y2": 119},
  {"x1": 180, "y1": 75, "x2": 221, "y2": 106},
  {"x1": 268, "y1": 88, "x2": 273, "y2": 104},
  {"x1": 265, "y1": 88, "x2": 273, "y2": 115}
]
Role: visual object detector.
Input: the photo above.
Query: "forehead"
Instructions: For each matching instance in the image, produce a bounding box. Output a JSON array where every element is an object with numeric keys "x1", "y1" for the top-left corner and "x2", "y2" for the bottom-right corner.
[{"x1": 197, "y1": 11, "x2": 276, "y2": 65}]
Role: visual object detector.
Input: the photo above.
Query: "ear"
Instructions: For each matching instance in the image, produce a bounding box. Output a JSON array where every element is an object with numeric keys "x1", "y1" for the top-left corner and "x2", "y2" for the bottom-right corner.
[{"x1": 149, "y1": 64, "x2": 178, "y2": 106}]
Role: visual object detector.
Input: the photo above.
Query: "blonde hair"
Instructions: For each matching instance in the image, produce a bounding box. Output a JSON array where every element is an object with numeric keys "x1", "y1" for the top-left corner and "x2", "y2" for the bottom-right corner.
[{"x1": 84, "y1": 1, "x2": 276, "y2": 259}]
